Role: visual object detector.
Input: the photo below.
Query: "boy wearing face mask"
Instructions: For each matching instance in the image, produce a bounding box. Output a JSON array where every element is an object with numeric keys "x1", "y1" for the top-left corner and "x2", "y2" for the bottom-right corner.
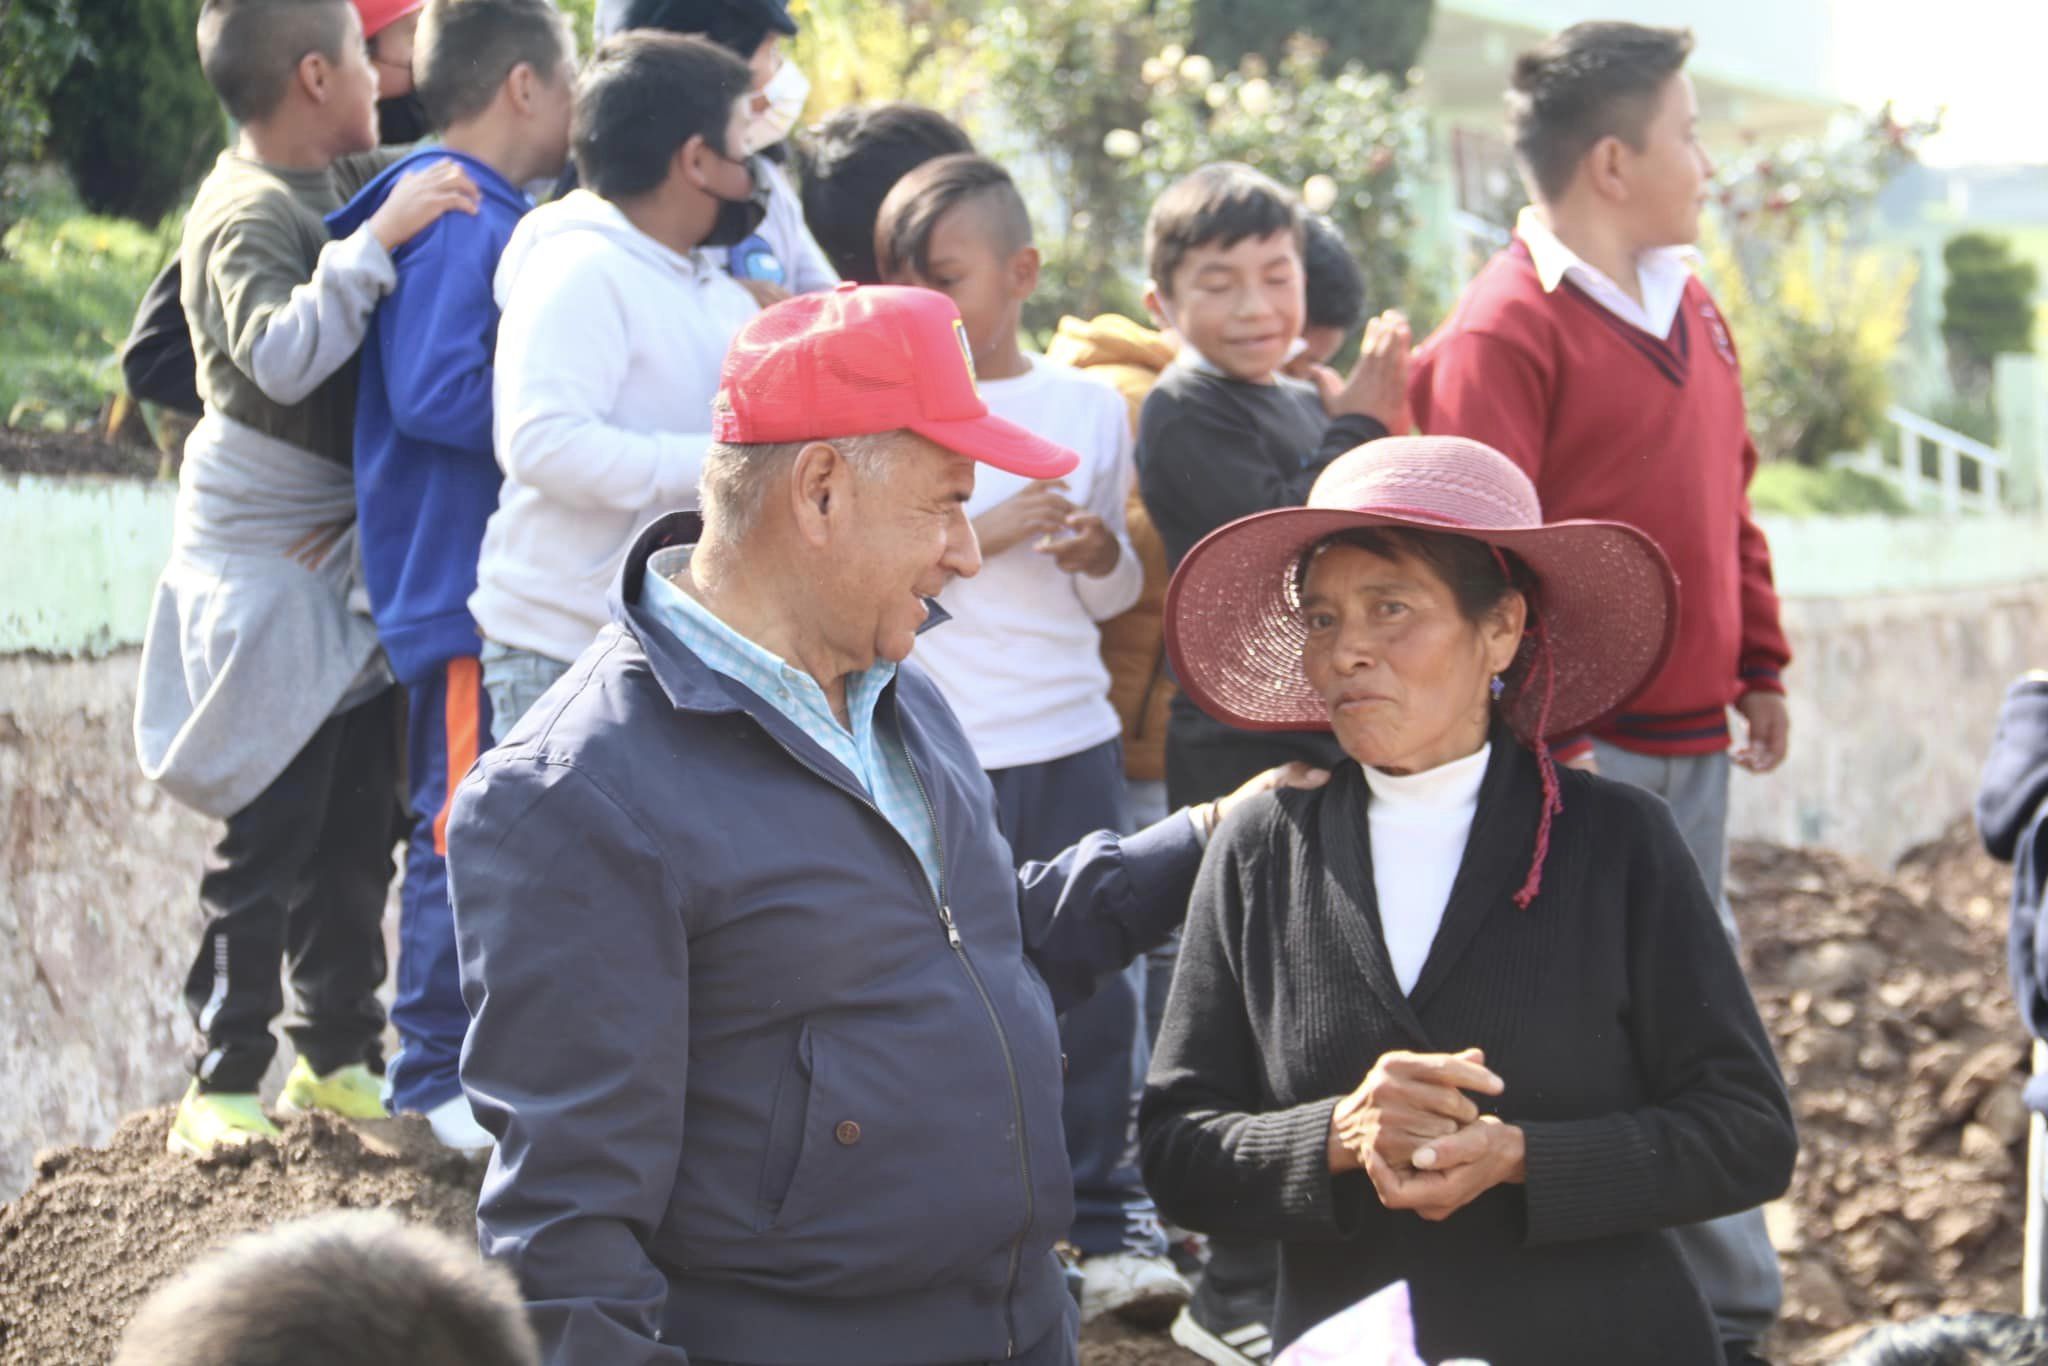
[
  {"x1": 601, "y1": 0, "x2": 836, "y2": 296},
  {"x1": 470, "y1": 31, "x2": 764, "y2": 738}
]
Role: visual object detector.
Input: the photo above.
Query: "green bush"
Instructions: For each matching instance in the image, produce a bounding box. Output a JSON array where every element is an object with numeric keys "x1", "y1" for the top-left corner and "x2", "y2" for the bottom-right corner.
[
  {"x1": 1190, "y1": 0, "x2": 1433, "y2": 78},
  {"x1": 1943, "y1": 231, "x2": 2039, "y2": 393},
  {"x1": 0, "y1": 172, "x2": 178, "y2": 430},
  {"x1": 0, "y1": 0, "x2": 93, "y2": 245},
  {"x1": 1749, "y1": 462, "x2": 1909, "y2": 517},
  {"x1": 47, "y1": 0, "x2": 223, "y2": 225}
]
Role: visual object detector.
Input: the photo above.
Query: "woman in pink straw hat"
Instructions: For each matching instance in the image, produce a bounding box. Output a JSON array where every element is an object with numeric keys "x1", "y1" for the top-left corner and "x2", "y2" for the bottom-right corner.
[{"x1": 1138, "y1": 436, "x2": 1795, "y2": 1366}]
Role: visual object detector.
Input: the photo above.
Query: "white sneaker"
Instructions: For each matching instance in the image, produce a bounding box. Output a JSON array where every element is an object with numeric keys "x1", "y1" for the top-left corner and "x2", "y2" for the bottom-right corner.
[
  {"x1": 1080, "y1": 1251, "x2": 1191, "y2": 1328},
  {"x1": 423, "y1": 1094, "x2": 493, "y2": 1154}
]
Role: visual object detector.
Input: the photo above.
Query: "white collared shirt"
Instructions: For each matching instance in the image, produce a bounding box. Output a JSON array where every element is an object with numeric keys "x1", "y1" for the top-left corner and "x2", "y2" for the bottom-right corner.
[{"x1": 1515, "y1": 206, "x2": 1695, "y2": 339}]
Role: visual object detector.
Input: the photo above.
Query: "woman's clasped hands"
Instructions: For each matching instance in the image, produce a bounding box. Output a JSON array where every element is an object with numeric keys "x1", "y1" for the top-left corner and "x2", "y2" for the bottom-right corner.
[{"x1": 1326, "y1": 1048, "x2": 1528, "y2": 1223}]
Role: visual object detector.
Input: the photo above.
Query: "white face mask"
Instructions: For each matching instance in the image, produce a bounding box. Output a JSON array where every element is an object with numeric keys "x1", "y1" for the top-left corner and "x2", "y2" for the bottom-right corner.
[{"x1": 744, "y1": 58, "x2": 810, "y2": 155}]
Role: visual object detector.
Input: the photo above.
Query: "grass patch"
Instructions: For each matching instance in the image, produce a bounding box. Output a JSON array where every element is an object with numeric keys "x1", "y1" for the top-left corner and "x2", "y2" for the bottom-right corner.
[
  {"x1": 0, "y1": 169, "x2": 180, "y2": 431},
  {"x1": 1750, "y1": 461, "x2": 1912, "y2": 517}
]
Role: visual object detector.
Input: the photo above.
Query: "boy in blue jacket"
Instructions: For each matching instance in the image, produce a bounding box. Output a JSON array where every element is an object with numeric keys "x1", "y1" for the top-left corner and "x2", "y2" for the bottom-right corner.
[{"x1": 329, "y1": 0, "x2": 575, "y2": 1148}]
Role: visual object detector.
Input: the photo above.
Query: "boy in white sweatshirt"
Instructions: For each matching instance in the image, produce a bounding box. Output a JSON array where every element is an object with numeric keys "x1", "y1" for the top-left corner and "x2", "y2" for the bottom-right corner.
[
  {"x1": 875, "y1": 155, "x2": 1189, "y2": 1328},
  {"x1": 472, "y1": 31, "x2": 764, "y2": 737}
]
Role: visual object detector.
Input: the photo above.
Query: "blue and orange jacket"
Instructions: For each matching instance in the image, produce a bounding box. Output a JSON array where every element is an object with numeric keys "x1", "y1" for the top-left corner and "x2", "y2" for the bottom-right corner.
[{"x1": 329, "y1": 148, "x2": 532, "y2": 684}]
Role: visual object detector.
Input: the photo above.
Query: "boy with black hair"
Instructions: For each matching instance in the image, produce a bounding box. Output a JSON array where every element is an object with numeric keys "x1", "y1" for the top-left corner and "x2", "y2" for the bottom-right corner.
[
  {"x1": 601, "y1": 0, "x2": 836, "y2": 295},
  {"x1": 114, "y1": 1211, "x2": 541, "y2": 1366},
  {"x1": 875, "y1": 153, "x2": 1189, "y2": 1329},
  {"x1": 138, "y1": 0, "x2": 479, "y2": 1157},
  {"x1": 1285, "y1": 213, "x2": 1367, "y2": 377},
  {"x1": 1130, "y1": 159, "x2": 1408, "y2": 1366},
  {"x1": 1408, "y1": 21, "x2": 1793, "y2": 1363},
  {"x1": 470, "y1": 31, "x2": 763, "y2": 738},
  {"x1": 324, "y1": 0, "x2": 574, "y2": 1151},
  {"x1": 795, "y1": 101, "x2": 974, "y2": 282}
]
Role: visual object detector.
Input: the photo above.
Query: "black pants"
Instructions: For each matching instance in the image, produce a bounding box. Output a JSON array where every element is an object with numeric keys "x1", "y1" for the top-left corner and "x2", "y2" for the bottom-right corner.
[
  {"x1": 183, "y1": 688, "x2": 404, "y2": 1093},
  {"x1": 1163, "y1": 708, "x2": 1342, "y2": 1319}
]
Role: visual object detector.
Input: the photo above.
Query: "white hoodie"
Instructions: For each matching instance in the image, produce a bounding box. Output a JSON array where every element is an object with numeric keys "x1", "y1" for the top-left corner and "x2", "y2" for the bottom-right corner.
[{"x1": 471, "y1": 190, "x2": 760, "y2": 663}]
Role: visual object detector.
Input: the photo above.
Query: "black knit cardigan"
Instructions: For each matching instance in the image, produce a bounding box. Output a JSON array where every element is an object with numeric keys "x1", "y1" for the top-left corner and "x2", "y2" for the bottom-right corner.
[{"x1": 1139, "y1": 735, "x2": 1796, "y2": 1366}]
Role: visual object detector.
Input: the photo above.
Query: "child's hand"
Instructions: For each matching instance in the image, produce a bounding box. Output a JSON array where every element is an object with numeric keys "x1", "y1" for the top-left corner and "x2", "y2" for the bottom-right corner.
[
  {"x1": 367, "y1": 161, "x2": 481, "y2": 253},
  {"x1": 1038, "y1": 510, "x2": 1119, "y2": 578},
  {"x1": 1318, "y1": 309, "x2": 1411, "y2": 432},
  {"x1": 973, "y1": 479, "x2": 1073, "y2": 558}
]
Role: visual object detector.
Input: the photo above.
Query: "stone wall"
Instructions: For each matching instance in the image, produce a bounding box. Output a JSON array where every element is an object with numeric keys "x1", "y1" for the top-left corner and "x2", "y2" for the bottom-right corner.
[
  {"x1": 1728, "y1": 579, "x2": 2048, "y2": 866},
  {"x1": 0, "y1": 652, "x2": 211, "y2": 1196}
]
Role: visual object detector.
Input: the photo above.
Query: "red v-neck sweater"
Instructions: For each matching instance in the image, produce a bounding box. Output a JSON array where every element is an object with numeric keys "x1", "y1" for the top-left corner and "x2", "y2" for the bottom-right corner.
[{"x1": 1409, "y1": 240, "x2": 1790, "y2": 756}]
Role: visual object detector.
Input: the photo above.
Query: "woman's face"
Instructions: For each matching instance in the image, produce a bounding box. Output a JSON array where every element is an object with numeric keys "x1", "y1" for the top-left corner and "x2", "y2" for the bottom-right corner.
[{"x1": 1299, "y1": 542, "x2": 1524, "y2": 775}]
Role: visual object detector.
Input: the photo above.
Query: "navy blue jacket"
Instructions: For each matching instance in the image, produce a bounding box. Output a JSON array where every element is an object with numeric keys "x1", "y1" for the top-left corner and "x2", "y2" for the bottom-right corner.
[
  {"x1": 1978, "y1": 674, "x2": 2048, "y2": 1108},
  {"x1": 328, "y1": 149, "x2": 528, "y2": 684},
  {"x1": 447, "y1": 513, "x2": 1206, "y2": 1365}
]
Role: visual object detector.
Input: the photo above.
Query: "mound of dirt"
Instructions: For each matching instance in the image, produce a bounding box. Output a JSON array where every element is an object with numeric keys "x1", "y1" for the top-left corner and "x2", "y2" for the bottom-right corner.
[
  {"x1": 1737, "y1": 821, "x2": 2026, "y2": 1365},
  {"x1": 0, "y1": 822, "x2": 2022, "y2": 1365},
  {"x1": 0, "y1": 1109, "x2": 482, "y2": 1365},
  {"x1": 0, "y1": 426, "x2": 157, "y2": 480}
]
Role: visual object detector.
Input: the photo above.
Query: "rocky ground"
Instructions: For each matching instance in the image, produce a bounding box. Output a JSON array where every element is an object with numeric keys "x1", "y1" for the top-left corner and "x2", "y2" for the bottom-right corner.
[
  {"x1": 0, "y1": 427, "x2": 157, "y2": 480},
  {"x1": 0, "y1": 822, "x2": 2024, "y2": 1364}
]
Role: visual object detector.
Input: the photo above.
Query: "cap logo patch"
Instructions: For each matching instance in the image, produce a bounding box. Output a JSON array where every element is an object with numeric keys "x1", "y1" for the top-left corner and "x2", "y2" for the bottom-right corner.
[{"x1": 952, "y1": 318, "x2": 978, "y2": 387}]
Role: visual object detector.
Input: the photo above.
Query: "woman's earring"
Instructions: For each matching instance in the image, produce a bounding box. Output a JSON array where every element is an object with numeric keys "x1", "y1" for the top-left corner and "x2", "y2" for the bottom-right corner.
[{"x1": 1490, "y1": 674, "x2": 1506, "y2": 701}]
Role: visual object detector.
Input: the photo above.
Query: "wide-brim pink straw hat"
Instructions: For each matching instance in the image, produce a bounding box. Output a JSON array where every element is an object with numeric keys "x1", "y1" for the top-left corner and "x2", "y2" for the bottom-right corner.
[{"x1": 1164, "y1": 435, "x2": 1679, "y2": 743}]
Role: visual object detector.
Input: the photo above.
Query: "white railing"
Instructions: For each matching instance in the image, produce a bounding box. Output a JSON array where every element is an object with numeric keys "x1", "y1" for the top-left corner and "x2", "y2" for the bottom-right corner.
[{"x1": 1834, "y1": 405, "x2": 2010, "y2": 514}]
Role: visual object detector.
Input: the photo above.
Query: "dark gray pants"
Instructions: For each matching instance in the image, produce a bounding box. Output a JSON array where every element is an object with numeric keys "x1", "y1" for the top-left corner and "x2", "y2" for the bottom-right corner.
[{"x1": 1593, "y1": 740, "x2": 1784, "y2": 1347}]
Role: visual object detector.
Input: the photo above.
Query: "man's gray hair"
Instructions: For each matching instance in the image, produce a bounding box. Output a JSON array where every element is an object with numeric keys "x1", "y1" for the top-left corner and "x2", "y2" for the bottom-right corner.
[{"x1": 699, "y1": 431, "x2": 901, "y2": 537}]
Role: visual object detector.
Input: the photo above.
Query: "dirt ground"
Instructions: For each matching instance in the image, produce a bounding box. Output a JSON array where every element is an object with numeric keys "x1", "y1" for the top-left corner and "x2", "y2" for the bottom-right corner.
[
  {"x1": 0, "y1": 822, "x2": 2023, "y2": 1365},
  {"x1": 0, "y1": 427, "x2": 157, "y2": 480}
]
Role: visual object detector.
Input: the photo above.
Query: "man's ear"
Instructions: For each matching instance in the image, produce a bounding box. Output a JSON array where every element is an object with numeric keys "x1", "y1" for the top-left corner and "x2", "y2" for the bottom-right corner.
[
  {"x1": 788, "y1": 440, "x2": 847, "y2": 546},
  {"x1": 1010, "y1": 244, "x2": 1042, "y2": 302}
]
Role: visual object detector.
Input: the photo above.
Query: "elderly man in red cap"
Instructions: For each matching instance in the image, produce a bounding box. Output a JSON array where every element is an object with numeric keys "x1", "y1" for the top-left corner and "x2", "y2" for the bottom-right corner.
[{"x1": 446, "y1": 284, "x2": 1318, "y2": 1366}]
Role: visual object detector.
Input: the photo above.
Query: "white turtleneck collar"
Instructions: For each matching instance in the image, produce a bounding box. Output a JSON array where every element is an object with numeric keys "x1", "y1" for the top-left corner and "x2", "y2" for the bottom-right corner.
[{"x1": 1364, "y1": 743, "x2": 1490, "y2": 994}]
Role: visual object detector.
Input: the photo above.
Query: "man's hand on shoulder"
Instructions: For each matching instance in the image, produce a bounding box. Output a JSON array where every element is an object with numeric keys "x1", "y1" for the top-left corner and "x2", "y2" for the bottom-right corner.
[{"x1": 1193, "y1": 761, "x2": 1332, "y2": 839}]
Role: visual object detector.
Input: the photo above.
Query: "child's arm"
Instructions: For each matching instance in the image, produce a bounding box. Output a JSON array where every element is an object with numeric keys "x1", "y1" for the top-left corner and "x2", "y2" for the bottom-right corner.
[
  {"x1": 1065, "y1": 414, "x2": 1144, "y2": 622},
  {"x1": 376, "y1": 224, "x2": 497, "y2": 455},
  {"x1": 217, "y1": 162, "x2": 479, "y2": 406},
  {"x1": 492, "y1": 266, "x2": 709, "y2": 513}
]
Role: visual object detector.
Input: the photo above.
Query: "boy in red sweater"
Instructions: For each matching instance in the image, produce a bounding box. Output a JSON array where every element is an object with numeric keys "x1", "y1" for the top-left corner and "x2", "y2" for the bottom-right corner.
[{"x1": 1409, "y1": 23, "x2": 1789, "y2": 1364}]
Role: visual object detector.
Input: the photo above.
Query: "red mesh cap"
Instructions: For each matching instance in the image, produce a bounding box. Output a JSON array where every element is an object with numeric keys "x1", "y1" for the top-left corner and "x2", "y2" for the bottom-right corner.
[
  {"x1": 1164, "y1": 435, "x2": 1681, "y2": 743},
  {"x1": 713, "y1": 283, "x2": 1079, "y2": 479},
  {"x1": 352, "y1": 0, "x2": 422, "y2": 38}
]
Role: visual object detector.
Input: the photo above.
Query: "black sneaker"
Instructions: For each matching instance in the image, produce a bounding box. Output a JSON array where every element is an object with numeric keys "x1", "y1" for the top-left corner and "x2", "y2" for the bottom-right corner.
[{"x1": 1170, "y1": 1275, "x2": 1274, "y2": 1365}]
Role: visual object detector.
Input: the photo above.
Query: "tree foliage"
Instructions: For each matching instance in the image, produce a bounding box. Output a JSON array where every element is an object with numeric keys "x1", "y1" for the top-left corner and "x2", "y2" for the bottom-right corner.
[
  {"x1": 47, "y1": 0, "x2": 223, "y2": 224},
  {"x1": 1701, "y1": 108, "x2": 1936, "y2": 467},
  {"x1": 0, "y1": 0, "x2": 93, "y2": 247},
  {"x1": 1189, "y1": 0, "x2": 1433, "y2": 79},
  {"x1": 1942, "y1": 231, "x2": 2038, "y2": 393}
]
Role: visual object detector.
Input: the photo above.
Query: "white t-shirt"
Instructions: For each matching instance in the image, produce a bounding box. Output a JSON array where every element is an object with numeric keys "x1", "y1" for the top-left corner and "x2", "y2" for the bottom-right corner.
[
  {"x1": 912, "y1": 355, "x2": 1144, "y2": 771},
  {"x1": 1363, "y1": 744, "x2": 1490, "y2": 994}
]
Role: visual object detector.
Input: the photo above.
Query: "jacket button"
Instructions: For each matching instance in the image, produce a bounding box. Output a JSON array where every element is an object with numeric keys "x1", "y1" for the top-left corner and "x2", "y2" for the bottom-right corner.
[{"x1": 834, "y1": 1120, "x2": 861, "y2": 1146}]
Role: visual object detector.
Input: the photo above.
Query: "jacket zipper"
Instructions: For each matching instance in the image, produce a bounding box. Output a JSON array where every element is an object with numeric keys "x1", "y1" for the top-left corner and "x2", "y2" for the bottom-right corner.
[{"x1": 755, "y1": 721, "x2": 1034, "y2": 1360}]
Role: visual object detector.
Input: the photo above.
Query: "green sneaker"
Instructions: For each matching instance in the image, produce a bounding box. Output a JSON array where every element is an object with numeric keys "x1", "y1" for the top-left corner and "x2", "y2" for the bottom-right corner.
[
  {"x1": 167, "y1": 1081, "x2": 280, "y2": 1157},
  {"x1": 277, "y1": 1058, "x2": 388, "y2": 1121}
]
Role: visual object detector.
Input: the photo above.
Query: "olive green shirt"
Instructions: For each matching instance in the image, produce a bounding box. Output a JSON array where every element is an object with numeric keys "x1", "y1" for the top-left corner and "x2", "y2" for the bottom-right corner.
[{"x1": 178, "y1": 148, "x2": 401, "y2": 465}]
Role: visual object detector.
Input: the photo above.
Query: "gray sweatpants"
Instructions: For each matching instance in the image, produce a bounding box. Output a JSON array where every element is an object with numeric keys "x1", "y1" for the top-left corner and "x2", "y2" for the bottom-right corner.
[{"x1": 1592, "y1": 740, "x2": 1783, "y2": 1347}]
